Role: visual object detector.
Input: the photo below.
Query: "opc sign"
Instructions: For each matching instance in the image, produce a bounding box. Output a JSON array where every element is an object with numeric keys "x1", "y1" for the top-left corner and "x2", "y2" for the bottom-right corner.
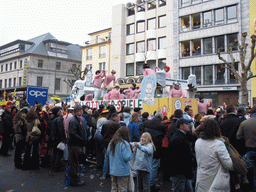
[{"x1": 27, "y1": 87, "x2": 48, "y2": 106}]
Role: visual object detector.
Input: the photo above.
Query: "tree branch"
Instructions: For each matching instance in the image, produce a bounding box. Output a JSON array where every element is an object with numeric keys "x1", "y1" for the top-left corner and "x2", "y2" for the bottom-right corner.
[{"x1": 247, "y1": 35, "x2": 256, "y2": 71}]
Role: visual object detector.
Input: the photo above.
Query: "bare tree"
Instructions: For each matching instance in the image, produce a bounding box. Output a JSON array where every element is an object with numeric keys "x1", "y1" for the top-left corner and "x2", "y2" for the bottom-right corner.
[
  {"x1": 63, "y1": 64, "x2": 91, "y2": 88},
  {"x1": 217, "y1": 32, "x2": 256, "y2": 107}
]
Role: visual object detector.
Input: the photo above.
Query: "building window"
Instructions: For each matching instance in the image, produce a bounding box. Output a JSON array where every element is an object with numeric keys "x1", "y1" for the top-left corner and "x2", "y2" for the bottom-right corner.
[
  {"x1": 126, "y1": 43, "x2": 135, "y2": 55},
  {"x1": 216, "y1": 64, "x2": 225, "y2": 84},
  {"x1": 159, "y1": 0, "x2": 166, "y2": 7},
  {"x1": 203, "y1": 11, "x2": 212, "y2": 27},
  {"x1": 55, "y1": 78, "x2": 61, "y2": 91},
  {"x1": 6, "y1": 64, "x2": 8, "y2": 71},
  {"x1": 96, "y1": 35, "x2": 100, "y2": 44},
  {"x1": 38, "y1": 60, "x2": 43, "y2": 68},
  {"x1": 136, "y1": 41, "x2": 145, "y2": 53},
  {"x1": 127, "y1": 7, "x2": 135, "y2": 16},
  {"x1": 158, "y1": 15, "x2": 166, "y2": 28},
  {"x1": 215, "y1": 35, "x2": 225, "y2": 53},
  {"x1": 182, "y1": 41, "x2": 190, "y2": 57},
  {"x1": 192, "y1": 0, "x2": 201, "y2": 4},
  {"x1": 227, "y1": 5, "x2": 237, "y2": 23},
  {"x1": 158, "y1": 37, "x2": 166, "y2": 49},
  {"x1": 137, "y1": 3, "x2": 145, "y2": 12},
  {"x1": 13, "y1": 78, "x2": 16, "y2": 87},
  {"x1": 99, "y1": 46, "x2": 106, "y2": 58},
  {"x1": 136, "y1": 62, "x2": 144, "y2": 76},
  {"x1": 181, "y1": 0, "x2": 190, "y2": 7},
  {"x1": 137, "y1": 21, "x2": 145, "y2": 33},
  {"x1": 227, "y1": 33, "x2": 238, "y2": 51},
  {"x1": 158, "y1": 59, "x2": 166, "y2": 69},
  {"x1": 203, "y1": 38, "x2": 212, "y2": 54},
  {"x1": 0, "y1": 80, "x2": 2, "y2": 89},
  {"x1": 147, "y1": 18, "x2": 156, "y2": 30},
  {"x1": 86, "y1": 48, "x2": 93, "y2": 60},
  {"x1": 182, "y1": 67, "x2": 190, "y2": 79},
  {"x1": 14, "y1": 62, "x2": 17, "y2": 69},
  {"x1": 215, "y1": 8, "x2": 224, "y2": 25},
  {"x1": 204, "y1": 65, "x2": 213, "y2": 85},
  {"x1": 56, "y1": 62, "x2": 61, "y2": 70},
  {"x1": 99, "y1": 62, "x2": 106, "y2": 70},
  {"x1": 71, "y1": 64, "x2": 76, "y2": 72},
  {"x1": 10, "y1": 63, "x2": 12, "y2": 70},
  {"x1": 126, "y1": 63, "x2": 134, "y2": 76},
  {"x1": 20, "y1": 60, "x2": 23, "y2": 68},
  {"x1": 19, "y1": 77, "x2": 22, "y2": 86},
  {"x1": 1, "y1": 65, "x2": 3, "y2": 72},
  {"x1": 5, "y1": 79, "x2": 7, "y2": 88},
  {"x1": 147, "y1": 39, "x2": 156, "y2": 51},
  {"x1": 192, "y1": 66, "x2": 201, "y2": 85},
  {"x1": 192, "y1": 39, "x2": 201, "y2": 56},
  {"x1": 37, "y1": 77, "x2": 43, "y2": 87},
  {"x1": 9, "y1": 78, "x2": 12, "y2": 87},
  {"x1": 147, "y1": 60, "x2": 156, "y2": 69},
  {"x1": 86, "y1": 64, "x2": 92, "y2": 70},
  {"x1": 148, "y1": 1, "x2": 156, "y2": 10},
  {"x1": 127, "y1": 23, "x2": 135, "y2": 35},
  {"x1": 192, "y1": 13, "x2": 200, "y2": 29},
  {"x1": 228, "y1": 62, "x2": 238, "y2": 84},
  {"x1": 181, "y1": 16, "x2": 190, "y2": 32}
]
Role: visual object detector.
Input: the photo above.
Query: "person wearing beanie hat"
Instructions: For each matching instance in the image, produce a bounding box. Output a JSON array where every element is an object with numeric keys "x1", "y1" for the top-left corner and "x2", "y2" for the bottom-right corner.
[{"x1": 143, "y1": 64, "x2": 156, "y2": 77}]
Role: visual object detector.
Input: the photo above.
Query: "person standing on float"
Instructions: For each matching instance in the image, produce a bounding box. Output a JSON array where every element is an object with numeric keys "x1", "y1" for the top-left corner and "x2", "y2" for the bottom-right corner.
[{"x1": 93, "y1": 70, "x2": 105, "y2": 101}]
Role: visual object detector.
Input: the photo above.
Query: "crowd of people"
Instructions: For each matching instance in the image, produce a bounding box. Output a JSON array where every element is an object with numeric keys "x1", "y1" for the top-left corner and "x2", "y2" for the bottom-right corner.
[{"x1": 1, "y1": 99, "x2": 256, "y2": 192}]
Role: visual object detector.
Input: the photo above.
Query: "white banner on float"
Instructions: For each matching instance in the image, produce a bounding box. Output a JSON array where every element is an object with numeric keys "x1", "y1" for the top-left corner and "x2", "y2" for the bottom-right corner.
[{"x1": 73, "y1": 99, "x2": 143, "y2": 111}]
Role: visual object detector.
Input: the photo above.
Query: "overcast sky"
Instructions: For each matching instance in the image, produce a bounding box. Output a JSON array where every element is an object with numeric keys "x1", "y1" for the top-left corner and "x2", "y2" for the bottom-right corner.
[{"x1": 0, "y1": 0, "x2": 134, "y2": 46}]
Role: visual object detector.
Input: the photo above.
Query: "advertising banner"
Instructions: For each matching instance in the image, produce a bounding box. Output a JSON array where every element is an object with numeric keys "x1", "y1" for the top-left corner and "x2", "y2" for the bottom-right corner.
[{"x1": 27, "y1": 87, "x2": 48, "y2": 106}]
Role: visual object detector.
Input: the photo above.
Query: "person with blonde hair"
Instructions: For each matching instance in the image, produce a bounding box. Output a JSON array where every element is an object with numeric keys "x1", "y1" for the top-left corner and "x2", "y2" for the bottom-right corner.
[
  {"x1": 128, "y1": 112, "x2": 141, "y2": 142},
  {"x1": 131, "y1": 132, "x2": 155, "y2": 192}
]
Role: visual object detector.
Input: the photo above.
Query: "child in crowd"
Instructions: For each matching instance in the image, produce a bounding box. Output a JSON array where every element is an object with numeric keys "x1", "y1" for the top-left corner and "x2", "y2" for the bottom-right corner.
[{"x1": 132, "y1": 132, "x2": 155, "y2": 192}]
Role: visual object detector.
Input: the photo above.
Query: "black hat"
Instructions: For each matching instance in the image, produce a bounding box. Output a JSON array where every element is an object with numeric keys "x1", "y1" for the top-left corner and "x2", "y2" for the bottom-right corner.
[
  {"x1": 176, "y1": 118, "x2": 192, "y2": 128},
  {"x1": 95, "y1": 70, "x2": 101, "y2": 74},
  {"x1": 134, "y1": 107, "x2": 142, "y2": 112}
]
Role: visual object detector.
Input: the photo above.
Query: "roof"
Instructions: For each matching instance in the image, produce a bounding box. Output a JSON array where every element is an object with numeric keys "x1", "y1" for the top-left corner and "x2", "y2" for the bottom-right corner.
[
  {"x1": 88, "y1": 28, "x2": 112, "y2": 35},
  {"x1": 0, "y1": 40, "x2": 33, "y2": 50},
  {"x1": 0, "y1": 33, "x2": 82, "y2": 62}
]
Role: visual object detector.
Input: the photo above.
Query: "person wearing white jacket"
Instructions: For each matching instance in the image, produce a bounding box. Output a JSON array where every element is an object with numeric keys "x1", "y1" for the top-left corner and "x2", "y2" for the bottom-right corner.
[{"x1": 195, "y1": 119, "x2": 234, "y2": 192}]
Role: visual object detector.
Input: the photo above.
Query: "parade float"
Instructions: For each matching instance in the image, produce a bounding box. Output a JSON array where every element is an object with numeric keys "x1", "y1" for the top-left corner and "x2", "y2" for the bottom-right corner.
[{"x1": 69, "y1": 70, "x2": 199, "y2": 117}]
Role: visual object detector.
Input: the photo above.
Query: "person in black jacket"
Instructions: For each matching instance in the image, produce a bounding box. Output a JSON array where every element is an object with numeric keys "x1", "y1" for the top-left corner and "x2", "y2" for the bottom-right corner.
[
  {"x1": 169, "y1": 118, "x2": 195, "y2": 192},
  {"x1": 139, "y1": 112, "x2": 166, "y2": 191},
  {"x1": 68, "y1": 105, "x2": 86, "y2": 186},
  {"x1": 82, "y1": 105, "x2": 92, "y2": 127},
  {"x1": 50, "y1": 107, "x2": 66, "y2": 172},
  {"x1": 1, "y1": 105, "x2": 13, "y2": 156}
]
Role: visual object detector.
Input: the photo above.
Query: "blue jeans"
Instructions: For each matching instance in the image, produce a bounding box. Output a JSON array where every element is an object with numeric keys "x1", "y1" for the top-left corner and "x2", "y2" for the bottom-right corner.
[
  {"x1": 170, "y1": 175, "x2": 193, "y2": 192},
  {"x1": 103, "y1": 147, "x2": 109, "y2": 177},
  {"x1": 245, "y1": 151, "x2": 256, "y2": 186},
  {"x1": 150, "y1": 158, "x2": 160, "y2": 186}
]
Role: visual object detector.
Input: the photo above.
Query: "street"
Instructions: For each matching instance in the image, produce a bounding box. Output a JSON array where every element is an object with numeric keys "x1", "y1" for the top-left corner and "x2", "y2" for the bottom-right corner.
[{"x1": 0, "y1": 149, "x2": 173, "y2": 192}]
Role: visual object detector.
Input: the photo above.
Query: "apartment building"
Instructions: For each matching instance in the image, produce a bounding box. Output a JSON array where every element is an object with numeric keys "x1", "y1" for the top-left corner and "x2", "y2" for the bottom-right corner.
[
  {"x1": 174, "y1": 0, "x2": 251, "y2": 106},
  {"x1": 82, "y1": 28, "x2": 112, "y2": 77},
  {"x1": 111, "y1": 0, "x2": 172, "y2": 83},
  {"x1": 0, "y1": 33, "x2": 82, "y2": 101}
]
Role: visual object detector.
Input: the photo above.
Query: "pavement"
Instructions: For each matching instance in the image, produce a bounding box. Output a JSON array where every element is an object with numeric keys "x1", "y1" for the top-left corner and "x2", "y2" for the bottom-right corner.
[{"x1": 0, "y1": 149, "x2": 173, "y2": 192}]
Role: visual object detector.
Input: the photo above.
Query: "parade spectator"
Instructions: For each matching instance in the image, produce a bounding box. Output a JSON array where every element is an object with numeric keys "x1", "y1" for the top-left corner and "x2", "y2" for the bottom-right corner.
[
  {"x1": 131, "y1": 132, "x2": 155, "y2": 192},
  {"x1": 50, "y1": 107, "x2": 66, "y2": 172},
  {"x1": 168, "y1": 109, "x2": 183, "y2": 142},
  {"x1": 23, "y1": 109, "x2": 40, "y2": 170},
  {"x1": 123, "y1": 107, "x2": 132, "y2": 127},
  {"x1": 118, "y1": 113, "x2": 126, "y2": 127},
  {"x1": 195, "y1": 119, "x2": 234, "y2": 191},
  {"x1": 13, "y1": 112, "x2": 26, "y2": 168},
  {"x1": 203, "y1": 109, "x2": 215, "y2": 121},
  {"x1": 237, "y1": 106, "x2": 247, "y2": 121},
  {"x1": 183, "y1": 105, "x2": 194, "y2": 131},
  {"x1": 237, "y1": 105, "x2": 256, "y2": 188},
  {"x1": 139, "y1": 112, "x2": 165, "y2": 191},
  {"x1": 82, "y1": 105, "x2": 92, "y2": 127},
  {"x1": 106, "y1": 127, "x2": 133, "y2": 191},
  {"x1": 197, "y1": 96, "x2": 212, "y2": 114},
  {"x1": 141, "y1": 112, "x2": 149, "y2": 122},
  {"x1": 194, "y1": 113, "x2": 204, "y2": 129},
  {"x1": 35, "y1": 103, "x2": 43, "y2": 117},
  {"x1": 128, "y1": 112, "x2": 140, "y2": 142},
  {"x1": 103, "y1": 70, "x2": 116, "y2": 88},
  {"x1": 169, "y1": 118, "x2": 194, "y2": 192},
  {"x1": 108, "y1": 86, "x2": 121, "y2": 100},
  {"x1": 220, "y1": 105, "x2": 246, "y2": 155},
  {"x1": 63, "y1": 108, "x2": 74, "y2": 133},
  {"x1": 1, "y1": 105, "x2": 13, "y2": 157},
  {"x1": 68, "y1": 105, "x2": 86, "y2": 186},
  {"x1": 98, "y1": 104, "x2": 104, "y2": 114},
  {"x1": 169, "y1": 82, "x2": 185, "y2": 98},
  {"x1": 143, "y1": 64, "x2": 156, "y2": 77}
]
